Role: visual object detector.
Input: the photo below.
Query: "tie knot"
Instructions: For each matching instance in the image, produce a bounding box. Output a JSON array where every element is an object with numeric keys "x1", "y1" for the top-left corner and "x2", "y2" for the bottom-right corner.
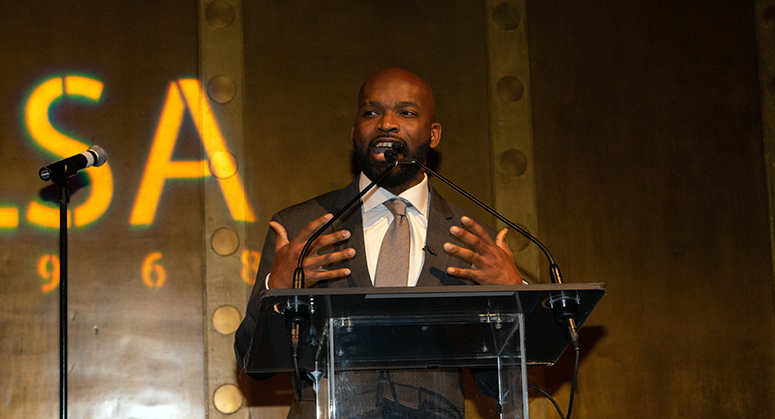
[{"x1": 383, "y1": 199, "x2": 407, "y2": 217}]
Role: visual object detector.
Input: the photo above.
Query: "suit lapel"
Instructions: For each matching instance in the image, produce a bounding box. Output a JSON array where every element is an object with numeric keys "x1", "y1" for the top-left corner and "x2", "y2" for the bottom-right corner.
[
  {"x1": 332, "y1": 179, "x2": 373, "y2": 288},
  {"x1": 417, "y1": 186, "x2": 461, "y2": 286},
  {"x1": 328, "y1": 181, "x2": 469, "y2": 288}
]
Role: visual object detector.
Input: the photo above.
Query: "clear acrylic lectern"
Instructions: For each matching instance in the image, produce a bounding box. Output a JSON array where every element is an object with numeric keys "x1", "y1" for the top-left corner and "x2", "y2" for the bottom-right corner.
[{"x1": 245, "y1": 284, "x2": 605, "y2": 419}]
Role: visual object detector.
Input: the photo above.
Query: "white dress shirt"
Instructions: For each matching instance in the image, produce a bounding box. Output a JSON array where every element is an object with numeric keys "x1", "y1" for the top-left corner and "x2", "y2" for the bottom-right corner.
[
  {"x1": 265, "y1": 174, "x2": 431, "y2": 289},
  {"x1": 359, "y1": 172, "x2": 430, "y2": 286}
]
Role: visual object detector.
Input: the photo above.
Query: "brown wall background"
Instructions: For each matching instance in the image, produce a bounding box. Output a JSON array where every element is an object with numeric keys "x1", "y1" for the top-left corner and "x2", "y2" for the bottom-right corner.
[
  {"x1": 0, "y1": 1, "x2": 772, "y2": 418},
  {"x1": 528, "y1": 1, "x2": 775, "y2": 417}
]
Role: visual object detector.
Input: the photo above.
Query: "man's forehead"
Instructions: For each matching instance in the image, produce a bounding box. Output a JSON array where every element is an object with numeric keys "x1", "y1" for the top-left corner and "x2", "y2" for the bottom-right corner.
[
  {"x1": 359, "y1": 81, "x2": 431, "y2": 107},
  {"x1": 358, "y1": 99, "x2": 421, "y2": 109}
]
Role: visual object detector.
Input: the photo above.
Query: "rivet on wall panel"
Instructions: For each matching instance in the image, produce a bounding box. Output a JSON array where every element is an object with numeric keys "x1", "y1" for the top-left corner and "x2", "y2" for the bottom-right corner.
[
  {"x1": 213, "y1": 384, "x2": 243, "y2": 414},
  {"x1": 213, "y1": 305, "x2": 241, "y2": 335},
  {"x1": 499, "y1": 149, "x2": 528, "y2": 176},
  {"x1": 208, "y1": 75, "x2": 237, "y2": 104},
  {"x1": 209, "y1": 150, "x2": 238, "y2": 179},
  {"x1": 492, "y1": 2, "x2": 520, "y2": 30},
  {"x1": 496, "y1": 76, "x2": 524, "y2": 104},
  {"x1": 211, "y1": 227, "x2": 240, "y2": 256},
  {"x1": 764, "y1": 7, "x2": 775, "y2": 31},
  {"x1": 206, "y1": 1, "x2": 235, "y2": 28}
]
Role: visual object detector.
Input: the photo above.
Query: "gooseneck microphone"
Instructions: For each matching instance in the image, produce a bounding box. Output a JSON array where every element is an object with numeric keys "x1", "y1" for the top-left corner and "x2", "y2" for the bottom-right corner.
[
  {"x1": 286, "y1": 153, "x2": 400, "y2": 400},
  {"x1": 39, "y1": 145, "x2": 107, "y2": 182},
  {"x1": 293, "y1": 151, "x2": 400, "y2": 289},
  {"x1": 386, "y1": 145, "x2": 580, "y2": 350}
]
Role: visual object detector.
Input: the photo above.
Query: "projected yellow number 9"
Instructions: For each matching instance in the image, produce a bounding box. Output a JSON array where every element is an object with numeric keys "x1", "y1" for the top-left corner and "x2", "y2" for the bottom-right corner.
[
  {"x1": 37, "y1": 255, "x2": 60, "y2": 293},
  {"x1": 142, "y1": 252, "x2": 167, "y2": 287}
]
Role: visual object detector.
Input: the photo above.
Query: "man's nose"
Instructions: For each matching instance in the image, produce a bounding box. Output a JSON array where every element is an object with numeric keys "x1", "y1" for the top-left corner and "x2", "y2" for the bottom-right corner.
[{"x1": 377, "y1": 113, "x2": 399, "y2": 132}]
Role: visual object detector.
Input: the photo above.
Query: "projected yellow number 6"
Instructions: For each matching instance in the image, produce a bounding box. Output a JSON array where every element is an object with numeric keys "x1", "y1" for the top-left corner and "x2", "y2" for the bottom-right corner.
[{"x1": 142, "y1": 252, "x2": 167, "y2": 288}]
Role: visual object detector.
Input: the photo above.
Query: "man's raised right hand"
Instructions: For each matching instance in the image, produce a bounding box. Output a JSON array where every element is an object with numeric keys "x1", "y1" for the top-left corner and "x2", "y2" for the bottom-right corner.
[{"x1": 267, "y1": 213, "x2": 356, "y2": 289}]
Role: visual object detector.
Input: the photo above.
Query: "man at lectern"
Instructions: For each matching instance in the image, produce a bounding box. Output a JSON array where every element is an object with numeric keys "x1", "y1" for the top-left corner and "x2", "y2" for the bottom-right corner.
[{"x1": 235, "y1": 68, "x2": 524, "y2": 418}]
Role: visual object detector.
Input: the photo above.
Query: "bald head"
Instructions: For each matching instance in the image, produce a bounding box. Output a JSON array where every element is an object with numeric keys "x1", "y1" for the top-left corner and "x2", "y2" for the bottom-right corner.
[
  {"x1": 358, "y1": 68, "x2": 437, "y2": 122},
  {"x1": 351, "y1": 68, "x2": 442, "y2": 194}
]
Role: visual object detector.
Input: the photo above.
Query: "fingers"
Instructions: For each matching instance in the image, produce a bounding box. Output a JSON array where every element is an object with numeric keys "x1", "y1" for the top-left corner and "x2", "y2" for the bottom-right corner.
[
  {"x1": 294, "y1": 214, "x2": 357, "y2": 285},
  {"x1": 445, "y1": 216, "x2": 495, "y2": 263},
  {"x1": 306, "y1": 267, "x2": 353, "y2": 283},
  {"x1": 303, "y1": 247, "x2": 356, "y2": 286},
  {"x1": 269, "y1": 221, "x2": 289, "y2": 251},
  {"x1": 443, "y1": 241, "x2": 477, "y2": 263},
  {"x1": 268, "y1": 213, "x2": 355, "y2": 288},
  {"x1": 461, "y1": 216, "x2": 492, "y2": 242},
  {"x1": 309, "y1": 229, "x2": 351, "y2": 255},
  {"x1": 445, "y1": 265, "x2": 483, "y2": 282},
  {"x1": 443, "y1": 217, "x2": 523, "y2": 285},
  {"x1": 295, "y1": 213, "x2": 335, "y2": 244},
  {"x1": 306, "y1": 247, "x2": 356, "y2": 269},
  {"x1": 495, "y1": 228, "x2": 514, "y2": 257},
  {"x1": 449, "y1": 216, "x2": 495, "y2": 249}
]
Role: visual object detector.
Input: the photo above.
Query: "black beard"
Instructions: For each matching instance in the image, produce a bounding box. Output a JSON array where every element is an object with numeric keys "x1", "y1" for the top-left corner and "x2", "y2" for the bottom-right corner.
[{"x1": 353, "y1": 139, "x2": 432, "y2": 190}]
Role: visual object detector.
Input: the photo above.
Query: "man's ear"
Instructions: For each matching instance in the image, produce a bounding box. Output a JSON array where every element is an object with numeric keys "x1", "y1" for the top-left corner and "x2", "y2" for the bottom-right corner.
[{"x1": 430, "y1": 123, "x2": 442, "y2": 148}]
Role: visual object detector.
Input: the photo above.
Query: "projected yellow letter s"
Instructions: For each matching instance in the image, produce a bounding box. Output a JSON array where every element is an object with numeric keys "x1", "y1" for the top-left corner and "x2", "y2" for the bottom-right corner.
[{"x1": 25, "y1": 76, "x2": 113, "y2": 228}]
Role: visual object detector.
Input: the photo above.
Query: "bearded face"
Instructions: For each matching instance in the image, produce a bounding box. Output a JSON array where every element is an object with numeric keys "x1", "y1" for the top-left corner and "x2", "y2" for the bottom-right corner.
[
  {"x1": 350, "y1": 69, "x2": 441, "y2": 192},
  {"x1": 353, "y1": 137, "x2": 431, "y2": 190}
]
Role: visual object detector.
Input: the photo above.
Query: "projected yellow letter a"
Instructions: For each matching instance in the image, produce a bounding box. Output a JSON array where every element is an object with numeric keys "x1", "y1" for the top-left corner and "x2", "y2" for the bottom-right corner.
[{"x1": 130, "y1": 79, "x2": 256, "y2": 226}]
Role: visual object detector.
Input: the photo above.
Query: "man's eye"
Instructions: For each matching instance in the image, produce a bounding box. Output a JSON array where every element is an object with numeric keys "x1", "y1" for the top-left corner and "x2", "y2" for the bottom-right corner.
[
  {"x1": 400, "y1": 111, "x2": 417, "y2": 116},
  {"x1": 363, "y1": 110, "x2": 378, "y2": 116}
]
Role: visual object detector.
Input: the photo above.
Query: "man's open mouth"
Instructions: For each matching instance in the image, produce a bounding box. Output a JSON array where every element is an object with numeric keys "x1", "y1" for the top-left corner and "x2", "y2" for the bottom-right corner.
[{"x1": 371, "y1": 140, "x2": 404, "y2": 158}]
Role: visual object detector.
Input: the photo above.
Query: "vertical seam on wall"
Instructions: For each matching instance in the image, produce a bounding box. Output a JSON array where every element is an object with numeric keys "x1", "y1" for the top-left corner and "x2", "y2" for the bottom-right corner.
[
  {"x1": 199, "y1": 0, "x2": 250, "y2": 417},
  {"x1": 485, "y1": 0, "x2": 541, "y2": 283},
  {"x1": 754, "y1": 2, "x2": 775, "y2": 402}
]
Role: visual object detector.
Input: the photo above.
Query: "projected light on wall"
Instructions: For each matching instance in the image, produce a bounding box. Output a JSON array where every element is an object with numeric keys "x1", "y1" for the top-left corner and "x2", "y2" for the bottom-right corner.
[
  {"x1": 9, "y1": 75, "x2": 260, "y2": 291},
  {"x1": 24, "y1": 75, "x2": 114, "y2": 229},
  {"x1": 130, "y1": 79, "x2": 256, "y2": 226}
]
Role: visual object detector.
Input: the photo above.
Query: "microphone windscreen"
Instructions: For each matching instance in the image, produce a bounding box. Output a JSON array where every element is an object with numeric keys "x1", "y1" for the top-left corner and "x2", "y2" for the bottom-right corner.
[
  {"x1": 90, "y1": 145, "x2": 108, "y2": 166},
  {"x1": 384, "y1": 149, "x2": 399, "y2": 163}
]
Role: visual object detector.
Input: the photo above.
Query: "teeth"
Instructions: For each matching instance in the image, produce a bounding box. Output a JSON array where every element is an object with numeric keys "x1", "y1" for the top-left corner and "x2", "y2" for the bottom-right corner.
[{"x1": 374, "y1": 141, "x2": 394, "y2": 148}]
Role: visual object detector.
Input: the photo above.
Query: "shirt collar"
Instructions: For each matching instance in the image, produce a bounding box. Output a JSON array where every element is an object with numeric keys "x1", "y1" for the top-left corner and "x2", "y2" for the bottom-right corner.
[{"x1": 358, "y1": 172, "x2": 429, "y2": 218}]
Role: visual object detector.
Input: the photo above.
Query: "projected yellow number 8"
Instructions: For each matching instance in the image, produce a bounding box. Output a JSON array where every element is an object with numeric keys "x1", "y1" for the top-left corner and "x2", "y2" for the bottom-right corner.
[
  {"x1": 142, "y1": 252, "x2": 167, "y2": 288},
  {"x1": 37, "y1": 255, "x2": 60, "y2": 293},
  {"x1": 241, "y1": 250, "x2": 260, "y2": 285}
]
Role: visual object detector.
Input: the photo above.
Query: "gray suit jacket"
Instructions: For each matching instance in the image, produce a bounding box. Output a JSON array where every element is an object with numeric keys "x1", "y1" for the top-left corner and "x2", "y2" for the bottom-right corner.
[{"x1": 235, "y1": 178, "x2": 492, "y2": 418}]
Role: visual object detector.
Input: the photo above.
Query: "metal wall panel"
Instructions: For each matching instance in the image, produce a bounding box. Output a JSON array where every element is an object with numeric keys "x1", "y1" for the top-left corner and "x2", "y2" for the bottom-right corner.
[
  {"x1": 1, "y1": 1, "x2": 773, "y2": 418},
  {"x1": 0, "y1": 1, "x2": 205, "y2": 418}
]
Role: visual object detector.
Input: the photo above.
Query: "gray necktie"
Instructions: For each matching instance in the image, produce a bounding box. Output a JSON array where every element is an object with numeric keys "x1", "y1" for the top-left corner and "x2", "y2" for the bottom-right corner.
[{"x1": 374, "y1": 199, "x2": 410, "y2": 287}]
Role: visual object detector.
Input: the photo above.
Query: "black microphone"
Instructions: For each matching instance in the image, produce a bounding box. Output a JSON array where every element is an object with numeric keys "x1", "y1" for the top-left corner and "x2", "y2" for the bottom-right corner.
[
  {"x1": 39, "y1": 145, "x2": 107, "y2": 182},
  {"x1": 385, "y1": 144, "x2": 406, "y2": 163}
]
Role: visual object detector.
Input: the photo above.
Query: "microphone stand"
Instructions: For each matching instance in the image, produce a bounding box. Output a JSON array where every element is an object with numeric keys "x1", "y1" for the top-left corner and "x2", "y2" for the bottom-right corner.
[
  {"x1": 38, "y1": 148, "x2": 106, "y2": 419},
  {"x1": 55, "y1": 178, "x2": 70, "y2": 419},
  {"x1": 286, "y1": 156, "x2": 400, "y2": 400},
  {"x1": 397, "y1": 156, "x2": 582, "y2": 419},
  {"x1": 396, "y1": 157, "x2": 580, "y2": 345}
]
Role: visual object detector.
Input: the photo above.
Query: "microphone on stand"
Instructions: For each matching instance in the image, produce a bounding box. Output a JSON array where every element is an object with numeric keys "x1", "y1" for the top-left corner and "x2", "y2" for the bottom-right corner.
[
  {"x1": 39, "y1": 145, "x2": 107, "y2": 182},
  {"x1": 387, "y1": 145, "x2": 580, "y2": 351}
]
